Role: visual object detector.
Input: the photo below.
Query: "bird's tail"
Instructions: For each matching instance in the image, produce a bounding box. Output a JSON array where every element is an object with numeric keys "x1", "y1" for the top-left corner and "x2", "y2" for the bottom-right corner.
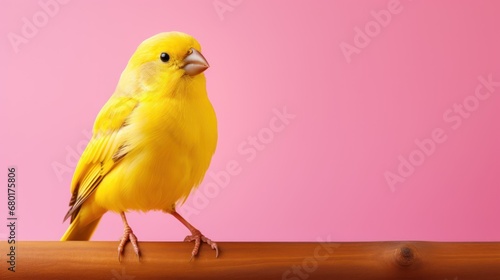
[
  {"x1": 61, "y1": 216, "x2": 102, "y2": 241},
  {"x1": 61, "y1": 203, "x2": 106, "y2": 241}
]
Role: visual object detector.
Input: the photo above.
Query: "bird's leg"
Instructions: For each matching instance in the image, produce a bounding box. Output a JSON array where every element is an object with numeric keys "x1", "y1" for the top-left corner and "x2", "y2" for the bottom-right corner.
[
  {"x1": 171, "y1": 211, "x2": 219, "y2": 259},
  {"x1": 117, "y1": 212, "x2": 141, "y2": 261}
]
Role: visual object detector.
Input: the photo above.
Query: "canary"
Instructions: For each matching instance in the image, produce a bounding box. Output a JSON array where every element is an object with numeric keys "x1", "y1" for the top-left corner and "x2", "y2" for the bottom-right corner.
[{"x1": 61, "y1": 32, "x2": 218, "y2": 260}]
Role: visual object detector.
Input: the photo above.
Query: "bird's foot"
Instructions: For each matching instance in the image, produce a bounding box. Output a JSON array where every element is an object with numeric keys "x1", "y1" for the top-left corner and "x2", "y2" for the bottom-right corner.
[
  {"x1": 117, "y1": 226, "x2": 141, "y2": 262},
  {"x1": 184, "y1": 229, "x2": 219, "y2": 260}
]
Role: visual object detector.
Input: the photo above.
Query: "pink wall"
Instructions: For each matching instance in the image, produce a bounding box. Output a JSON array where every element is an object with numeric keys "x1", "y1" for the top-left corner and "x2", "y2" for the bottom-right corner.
[{"x1": 1, "y1": 0, "x2": 499, "y2": 242}]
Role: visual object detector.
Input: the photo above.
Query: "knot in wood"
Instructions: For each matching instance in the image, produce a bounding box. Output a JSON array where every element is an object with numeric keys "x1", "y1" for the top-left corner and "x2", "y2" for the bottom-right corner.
[{"x1": 395, "y1": 246, "x2": 415, "y2": 267}]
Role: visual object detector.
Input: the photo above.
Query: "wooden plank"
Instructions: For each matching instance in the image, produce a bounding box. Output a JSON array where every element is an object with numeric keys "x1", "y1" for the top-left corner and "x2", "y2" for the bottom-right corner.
[{"x1": 1, "y1": 241, "x2": 499, "y2": 279}]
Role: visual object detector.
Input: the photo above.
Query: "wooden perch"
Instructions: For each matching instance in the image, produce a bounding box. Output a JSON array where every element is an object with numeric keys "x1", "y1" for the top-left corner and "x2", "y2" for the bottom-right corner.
[{"x1": 1, "y1": 241, "x2": 500, "y2": 279}]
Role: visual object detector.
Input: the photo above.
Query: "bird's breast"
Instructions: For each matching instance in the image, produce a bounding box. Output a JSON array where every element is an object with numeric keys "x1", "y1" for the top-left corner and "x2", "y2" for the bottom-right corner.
[{"x1": 101, "y1": 96, "x2": 217, "y2": 212}]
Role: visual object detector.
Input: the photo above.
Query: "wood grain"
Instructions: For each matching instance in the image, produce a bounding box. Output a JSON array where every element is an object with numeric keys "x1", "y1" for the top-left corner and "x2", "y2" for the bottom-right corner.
[{"x1": 1, "y1": 241, "x2": 499, "y2": 279}]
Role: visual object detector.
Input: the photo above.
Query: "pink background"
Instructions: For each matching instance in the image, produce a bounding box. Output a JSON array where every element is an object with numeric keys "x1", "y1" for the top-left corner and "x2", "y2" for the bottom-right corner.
[{"x1": 1, "y1": 0, "x2": 499, "y2": 242}]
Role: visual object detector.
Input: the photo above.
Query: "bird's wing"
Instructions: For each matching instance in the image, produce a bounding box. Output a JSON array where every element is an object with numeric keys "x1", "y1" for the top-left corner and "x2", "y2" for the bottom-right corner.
[{"x1": 64, "y1": 96, "x2": 139, "y2": 222}]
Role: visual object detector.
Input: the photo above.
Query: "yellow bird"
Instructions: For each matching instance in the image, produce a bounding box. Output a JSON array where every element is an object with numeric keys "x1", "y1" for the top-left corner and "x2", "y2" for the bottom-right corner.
[{"x1": 61, "y1": 32, "x2": 218, "y2": 260}]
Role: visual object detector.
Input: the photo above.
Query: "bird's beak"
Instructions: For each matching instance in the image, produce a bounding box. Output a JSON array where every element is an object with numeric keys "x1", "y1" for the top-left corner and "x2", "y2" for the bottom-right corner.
[{"x1": 182, "y1": 48, "x2": 209, "y2": 76}]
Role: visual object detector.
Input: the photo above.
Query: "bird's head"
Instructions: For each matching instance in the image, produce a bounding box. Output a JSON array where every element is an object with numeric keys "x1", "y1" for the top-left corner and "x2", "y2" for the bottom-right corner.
[{"x1": 119, "y1": 32, "x2": 209, "y2": 95}]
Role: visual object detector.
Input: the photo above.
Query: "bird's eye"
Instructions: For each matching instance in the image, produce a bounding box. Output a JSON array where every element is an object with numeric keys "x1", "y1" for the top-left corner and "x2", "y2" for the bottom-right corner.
[{"x1": 160, "y1": 52, "x2": 170, "y2": 62}]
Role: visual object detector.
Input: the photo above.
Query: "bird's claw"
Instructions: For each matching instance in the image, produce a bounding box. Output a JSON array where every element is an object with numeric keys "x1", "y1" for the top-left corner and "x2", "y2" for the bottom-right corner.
[
  {"x1": 117, "y1": 227, "x2": 141, "y2": 262},
  {"x1": 184, "y1": 230, "x2": 219, "y2": 259}
]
